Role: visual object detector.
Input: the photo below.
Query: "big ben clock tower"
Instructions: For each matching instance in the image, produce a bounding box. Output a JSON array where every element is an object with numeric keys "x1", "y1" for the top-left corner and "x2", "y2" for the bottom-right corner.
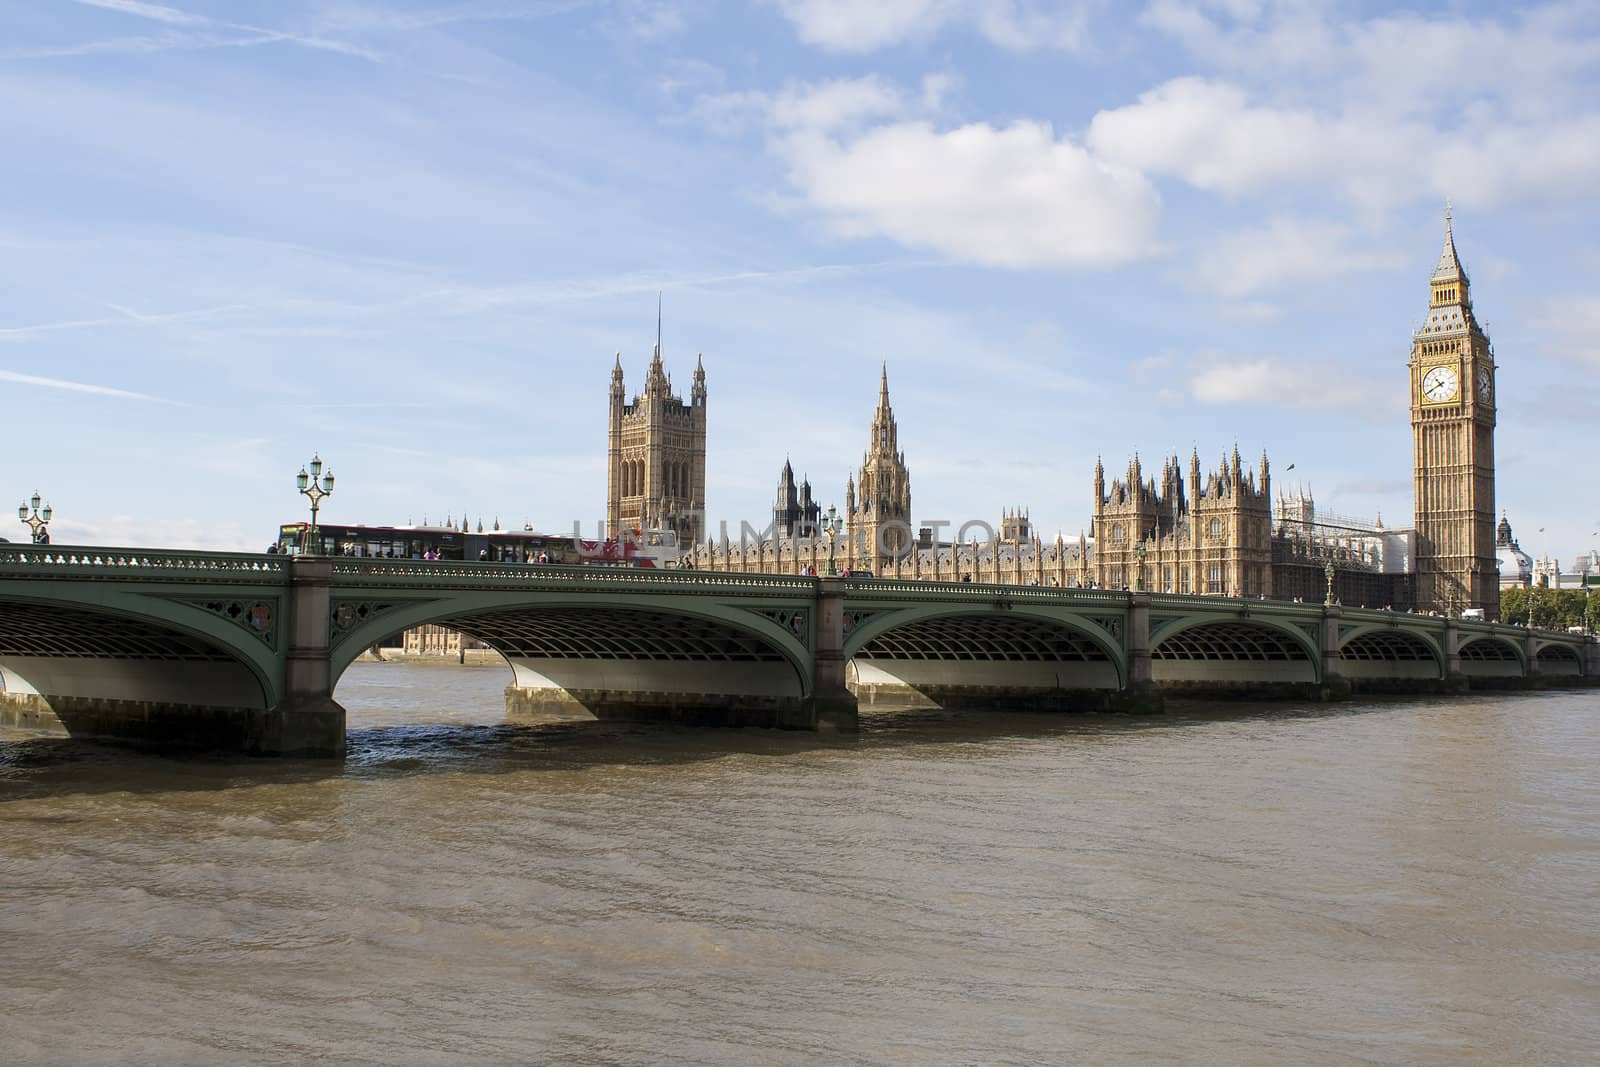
[{"x1": 1410, "y1": 206, "x2": 1498, "y2": 618}]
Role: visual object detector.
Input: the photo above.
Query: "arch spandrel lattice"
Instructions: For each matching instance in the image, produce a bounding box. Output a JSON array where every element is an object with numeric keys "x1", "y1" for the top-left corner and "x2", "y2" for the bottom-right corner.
[
  {"x1": 1337, "y1": 629, "x2": 1443, "y2": 679},
  {"x1": 0, "y1": 598, "x2": 277, "y2": 711},
  {"x1": 1340, "y1": 630, "x2": 1440, "y2": 663},
  {"x1": 323, "y1": 588, "x2": 818, "y2": 690},
  {"x1": 855, "y1": 613, "x2": 1114, "y2": 664},
  {"x1": 1535, "y1": 644, "x2": 1584, "y2": 675},
  {"x1": 0, "y1": 602, "x2": 240, "y2": 662},
  {"x1": 841, "y1": 604, "x2": 1125, "y2": 676},
  {"x1": 446, "y1": 607, "x2": 789, "y2": 662},
  {"x1": 1458, "y1": 637, "x2": 1521, "y2": 662},
  {"x1": 1152, "y1": 621, "x2": 1314, "y2": 663}
]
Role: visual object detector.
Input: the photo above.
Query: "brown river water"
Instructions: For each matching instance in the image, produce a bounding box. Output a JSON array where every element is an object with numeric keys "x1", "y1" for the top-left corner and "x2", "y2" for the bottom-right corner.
[{"x1": 2, "y1": 663, "x2": 1597, "y2": 1065}]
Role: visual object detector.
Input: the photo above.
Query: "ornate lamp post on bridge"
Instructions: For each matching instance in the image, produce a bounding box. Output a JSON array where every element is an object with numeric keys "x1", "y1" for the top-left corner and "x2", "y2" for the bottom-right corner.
[
  {"x1": 1134, "y1": 540, "x2": 1147, "y2": 592},
  {"x1": 17, "y1": 491, "x2": 52, "y2": 544},
  {"x1": 295, "y1": 454, "x2": 335, "y2": 554},
  {"x1": 1324, "y1": 560, "x2": 1336, "y2": 606},
  {"x1": 822, "y1": 504, "x2": 843, "y2": 577}
]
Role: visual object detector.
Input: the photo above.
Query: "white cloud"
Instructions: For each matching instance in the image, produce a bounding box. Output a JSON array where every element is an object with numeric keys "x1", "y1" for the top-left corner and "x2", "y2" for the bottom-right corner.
[
  {"x1": 1531, "y1": 295, "x2": 1600, "y2": 369},
  {"x1": 774, "y1": 0, "x2": 1092, "y2": 52},
  {"x1": 1106, "y1": 5, "x2": 1600, "y2": 210},
  {"x1": 1190, "y1": 356, "x2": 1393, "y2": 416},
  {"x1": 1086, "y1": 74, "x2": 1600, "y2": 211},
  {"x1": 1087, "y1": 77, "x2": 1392, "y2": 198},
  {"x1": 1144, "y1": 0, "x2": 1600, "y2": 115},
  {"x1": 782, "y1": 119, "x2": 1160, "y2": 267},
  {"x1": 1193, "y1": 217, "x2": 1398, "y2": 298},
  {"x1": 770, "y1": 76, "x2": 904, "y2": 132},
  {"x1": 693, "y1": 77, "x2": 1162, "y2": 268}
]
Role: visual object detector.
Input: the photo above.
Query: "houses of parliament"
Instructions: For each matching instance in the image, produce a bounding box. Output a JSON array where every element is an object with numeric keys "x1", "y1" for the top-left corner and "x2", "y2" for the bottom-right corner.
[{"x1": 607, "y1": 212, "x2": 1500, "y2": 617}]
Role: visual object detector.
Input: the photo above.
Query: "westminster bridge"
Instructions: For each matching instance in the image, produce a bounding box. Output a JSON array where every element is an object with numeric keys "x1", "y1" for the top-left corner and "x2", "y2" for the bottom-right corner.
[{"x1": 0, "y1": 545, "x2": 1594, "y2": 757}]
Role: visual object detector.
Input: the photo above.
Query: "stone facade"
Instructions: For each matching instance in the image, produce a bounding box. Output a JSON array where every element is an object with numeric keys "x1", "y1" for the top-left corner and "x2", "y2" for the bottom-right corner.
[
  {"x1": 402, "y1": 625, "x2": 489, "y2": 657},
  {"x1": 1091, "y1": 449, "x2": 1274, "y2": 596},
  {"x1": 607, "y1": 344, "x2": 707, "y2": 547}
]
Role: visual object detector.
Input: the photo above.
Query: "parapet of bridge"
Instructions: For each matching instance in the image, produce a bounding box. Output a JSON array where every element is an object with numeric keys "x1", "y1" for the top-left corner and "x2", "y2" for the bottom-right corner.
[{"x1": 1, "y1": 545, "x2": 1595, "y2": 757}]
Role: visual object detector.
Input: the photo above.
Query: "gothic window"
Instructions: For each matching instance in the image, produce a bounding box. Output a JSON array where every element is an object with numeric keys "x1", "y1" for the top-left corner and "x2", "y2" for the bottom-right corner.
[
  {"x1": 1111, "y1": 566, "x2": 1125, "y2": 588},
  {"x1": 1180, "y1": 568, "x2": 1192, "y2": 594},
  {"x1": 1163, "y1": 566, "x2": 1172, "y2": 593},
  {"x1": 1112, "y1": 524, "x2": 1125, "y2": 545},
  {"x1": 1208, "y1": 518, "x2": 1223, "y2": 539},
  {"x1": 1207, "y1": 564, "x2": 1222, "y2": 594}
]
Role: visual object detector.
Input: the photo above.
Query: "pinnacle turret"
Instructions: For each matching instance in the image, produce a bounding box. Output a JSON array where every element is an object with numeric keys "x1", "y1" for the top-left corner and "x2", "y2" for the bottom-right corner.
[{"x1": 1432, "y1": 200, "x2": 1465, "y2": 283}]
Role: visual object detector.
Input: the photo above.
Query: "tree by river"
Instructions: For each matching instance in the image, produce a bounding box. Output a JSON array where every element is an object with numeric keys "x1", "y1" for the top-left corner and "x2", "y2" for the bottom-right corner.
[{"x1": 1500, "y1": 587, "x2": 1600, "y2": 631}]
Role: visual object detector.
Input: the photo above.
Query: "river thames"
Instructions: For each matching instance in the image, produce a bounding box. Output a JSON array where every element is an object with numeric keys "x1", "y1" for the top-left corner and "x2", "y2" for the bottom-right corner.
[{"x1": 2, "y1": 664, "x2": 1597, "y2": 1065}]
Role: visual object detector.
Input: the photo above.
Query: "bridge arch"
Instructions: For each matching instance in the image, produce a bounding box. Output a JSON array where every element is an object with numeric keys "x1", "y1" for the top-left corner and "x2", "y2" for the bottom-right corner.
[
  {"x1": 1534, "y1": 642, "x2": 1584, "y2": 677},
  {"x1": 843, "y1": 606, "x2": 1124, "y2": 706},
  {"x1": 1457, "y1": 634, "x2": 1526, "y2": 678},
  {"x1": 0, "y1": 593, "x2": 279, "y2": 743},
  {"x1": 328, "y1": 592, "x2": 815, "y2": 725},
  {"x1": 1149, "y1": 617, "x2": 1320, "y2": 686},
  {"x1": 1337, "y1": 627, "x2": 1444, "y2": 682}
]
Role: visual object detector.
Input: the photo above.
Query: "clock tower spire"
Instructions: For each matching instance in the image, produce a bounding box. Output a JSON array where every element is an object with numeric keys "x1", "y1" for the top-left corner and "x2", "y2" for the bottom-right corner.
[{"x1": 1410, "y1": 204, "x2": 1497, "y2": 618}]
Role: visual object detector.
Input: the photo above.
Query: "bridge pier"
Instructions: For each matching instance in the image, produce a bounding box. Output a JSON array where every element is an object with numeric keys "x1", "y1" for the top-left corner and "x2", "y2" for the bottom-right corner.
[
  {"x1": 1522, "y1": 627, "x2": 1545, "y2": 688},
  {"x1": 809, "y1": 578, "x2": 859, "y2": 730},
  {"x1": 1119, "y1": 592, "x2": 1164, "y2": 714},
  {"x1": 1319, "y1": 606, "x2": 1352, "y2": 702},
  {"x1": 1440, "y1": 619, "x2": 1470, "y2": 693},
  {"x1": 266, "y1": 558, "x2": 347, "y2": 757}
]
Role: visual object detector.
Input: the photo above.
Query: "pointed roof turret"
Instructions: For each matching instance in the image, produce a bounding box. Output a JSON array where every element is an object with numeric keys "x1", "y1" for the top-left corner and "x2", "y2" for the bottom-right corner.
[
  {"x1": 1432, "y1": 200, "x2": 1465, "y2": 283},
  {"x1": 1417, "y1": 202, "x2": 1484, "y2": 339},
  {"x1": 867, "y1": 360, "x2": 899, "y2": 458},
  {"x1": 645, "y1": 341, "x2": 668, "y2": 393}
]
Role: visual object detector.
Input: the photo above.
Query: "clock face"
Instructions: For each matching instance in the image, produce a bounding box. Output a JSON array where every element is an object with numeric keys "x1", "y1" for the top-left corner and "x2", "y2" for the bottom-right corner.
[
  {"x1": 1477, "y1": 366, "x2": 1493, "y2": 401},
  {"x1": 1422, "y1": 365, "x2": 1459, "y2": 403}
]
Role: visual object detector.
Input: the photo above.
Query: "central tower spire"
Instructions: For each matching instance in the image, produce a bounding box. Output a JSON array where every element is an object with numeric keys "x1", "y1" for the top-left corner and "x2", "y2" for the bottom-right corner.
[{"x1": 851, "y1": 360, "x2": 911, "y2": 573}]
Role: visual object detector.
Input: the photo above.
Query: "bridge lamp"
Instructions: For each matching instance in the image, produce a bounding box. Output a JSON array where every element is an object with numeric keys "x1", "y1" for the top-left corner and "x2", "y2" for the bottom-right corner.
[
  {"x1": 296, "y1": 454, "x2": 336, "y2": 554},
  {"x1": 1134, "y1": 541, "x2": 1147, "y2": 592},
  {"x1": 822, "y1": 504, "x2": 843, "y2": 577},
  {"x1": 1324, "y1": 560, "x2": 1336, "y2": 606},
  {"x1": 17, "y1": 491, "x2": 52, "y2": 544}
]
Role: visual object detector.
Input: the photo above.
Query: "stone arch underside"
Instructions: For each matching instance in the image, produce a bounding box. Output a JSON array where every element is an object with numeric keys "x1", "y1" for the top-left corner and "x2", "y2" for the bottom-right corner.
[
  {"x1": 1338, "y1": 630, "x2": 1443, "y2": 680},
  {"x1": 1151, "y1": 620, "x2": 1317, "y2": 685},
  {"x1": 0, "y1": 599, "x2": 272, "y2": 745},
  {"x1": 1534, "y1": 643, "x2": 1583, "y2": 677},
  {"x1": 437, "y1": 606, "x2": 809, "y2": 725},
  {"x1": 0, "y1": 600, "x2": 269, "y2": 710},
  {"x1": 849, "y1": 612, "x2": 1121, "y2": 706},
  {"x1": 1458, "y1": 636, "x2": 1525, "y2": 678}
]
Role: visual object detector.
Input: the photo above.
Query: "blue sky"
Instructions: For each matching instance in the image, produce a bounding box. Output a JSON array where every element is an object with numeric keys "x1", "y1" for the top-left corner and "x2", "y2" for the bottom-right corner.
[{"x1": 2, "y1": 0, "x2": 1597, "y2": 559}]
